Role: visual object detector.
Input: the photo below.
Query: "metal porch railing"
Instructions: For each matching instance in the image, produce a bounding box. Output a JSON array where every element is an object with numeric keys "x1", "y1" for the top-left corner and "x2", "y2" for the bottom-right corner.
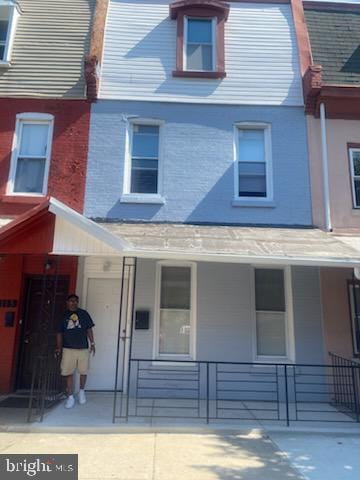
[
  {"x1": 27, "y1": 352, "x2": 64, "y2": 422},
  {"x1": 113, "y1": 358, "x2": 360, "y2": 425}
]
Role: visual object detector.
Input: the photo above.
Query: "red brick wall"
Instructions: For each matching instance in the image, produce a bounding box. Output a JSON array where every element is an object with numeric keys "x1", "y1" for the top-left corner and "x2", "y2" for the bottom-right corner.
[{"x1": 0, "y1": 98, "x2": 91, "y2": 216}]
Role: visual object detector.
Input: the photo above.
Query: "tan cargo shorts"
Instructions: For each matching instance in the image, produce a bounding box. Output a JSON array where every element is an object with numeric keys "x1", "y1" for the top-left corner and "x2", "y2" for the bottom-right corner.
[{"x1": 60, "y1": 348, "x2": 90, "y2": 376}]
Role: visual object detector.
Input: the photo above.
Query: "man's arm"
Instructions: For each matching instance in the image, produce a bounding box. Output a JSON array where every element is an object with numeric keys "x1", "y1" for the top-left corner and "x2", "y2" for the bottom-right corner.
[{"x1": 87, "y1": 328, "x2": 95, "y2": 355}]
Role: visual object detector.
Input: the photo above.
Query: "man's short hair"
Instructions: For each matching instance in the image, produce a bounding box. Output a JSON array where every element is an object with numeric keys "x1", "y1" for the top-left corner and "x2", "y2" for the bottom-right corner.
[{"x1": 67, "y1": 294, "x2": 79, "y2": 301}]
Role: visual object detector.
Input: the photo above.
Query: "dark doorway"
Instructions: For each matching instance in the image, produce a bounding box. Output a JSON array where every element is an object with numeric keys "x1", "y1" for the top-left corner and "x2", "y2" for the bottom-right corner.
[{"x1": 16, "y1": 275, "x2": 70, "y2": 390}]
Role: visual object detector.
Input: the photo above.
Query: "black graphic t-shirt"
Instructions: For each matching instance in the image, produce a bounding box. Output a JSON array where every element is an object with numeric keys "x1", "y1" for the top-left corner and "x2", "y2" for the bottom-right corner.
[{"x1": 57, "y1": 308, "x2": 95, "y2": 349}]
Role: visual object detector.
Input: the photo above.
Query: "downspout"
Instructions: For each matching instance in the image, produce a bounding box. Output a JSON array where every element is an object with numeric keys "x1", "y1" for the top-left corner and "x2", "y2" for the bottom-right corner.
[{"x1": 319, "y1": 102, "x2": 332, "y2": 231}]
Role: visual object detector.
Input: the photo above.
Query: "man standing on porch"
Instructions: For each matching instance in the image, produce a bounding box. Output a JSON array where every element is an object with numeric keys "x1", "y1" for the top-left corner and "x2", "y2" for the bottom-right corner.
[{"x1": 55, "y1": 294, "x2": 96, "y2": 409}]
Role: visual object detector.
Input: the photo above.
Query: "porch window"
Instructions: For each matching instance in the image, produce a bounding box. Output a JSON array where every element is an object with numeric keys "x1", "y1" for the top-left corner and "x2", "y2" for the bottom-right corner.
[
  {"x1": 349, "y1": 148, "x2": 360, "y2": 208},
  {"x1": 157, "y1": 264, "x2": 195, "y2": 357},
  {"x1": 255, "y1": 268, "x2": 287, "y2": 357},
  {"x1": 348, "y1": 282, "x2": 360, "y2": 356},
  {"x1": 235, "y1": 124, "x2": 273, "y2": 202},
  {"x1": 7, "y1": 114, "x2": 54, "y2": 195}
]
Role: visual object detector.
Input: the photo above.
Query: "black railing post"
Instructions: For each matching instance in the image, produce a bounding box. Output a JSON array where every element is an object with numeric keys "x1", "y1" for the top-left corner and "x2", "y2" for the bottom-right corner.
[
  {"x1": 284, "y1": 364, "x2": 290, "y2": 427},
  {"x1": 351, "y1": 366, "x2": 360, "y2": 423},
  {"x1": 206, "y1": 363, "x2": 209, "y2": 424}
]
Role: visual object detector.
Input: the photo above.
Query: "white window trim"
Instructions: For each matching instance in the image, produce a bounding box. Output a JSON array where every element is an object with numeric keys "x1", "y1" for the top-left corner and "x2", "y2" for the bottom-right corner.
[
  {"x1": 349, "y1": 148, "x2": 360, "y2": 209},
  {"x1": 250, "y1": 265, "x2": 295, "y2": 363},
  {"x1": 122, "y1": 118, "x2": 164, "y2": 203},
  {"x1": 153, "y1": 260, "x2": 197, "y2": 360},
  {"x1": 348, "y1": 283, "x2": 360, "y2": 356},
  {"x1": 6, "y1": 113, "x2": 54, "y2": 196},
  {"x1": 183, "y1": 16, "x2": 216, "y2": 72},
  {"x1": 0, "y1": 0, "x2": 20, "y2": 66},
  {"x1": 234, "y1": 122, "x2": 274, "y2": 204}
]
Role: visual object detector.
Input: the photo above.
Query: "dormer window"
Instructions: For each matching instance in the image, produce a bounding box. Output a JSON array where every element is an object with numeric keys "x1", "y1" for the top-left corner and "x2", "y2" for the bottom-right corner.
[
  {"x1": 170, "y1": 0, "x2": 229, "y2": 79},
  {"x1": 185, "y1": 17, "x2": 215, "y2": 71},
  {"x1": 0, "y1": 0, "x2": 20, "y2": 65}
]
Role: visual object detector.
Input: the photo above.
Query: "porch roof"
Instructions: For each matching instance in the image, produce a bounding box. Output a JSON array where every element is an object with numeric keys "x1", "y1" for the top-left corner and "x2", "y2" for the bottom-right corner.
[{"x1": 100, "y1": 222, "x2": 360, "y2": 267}]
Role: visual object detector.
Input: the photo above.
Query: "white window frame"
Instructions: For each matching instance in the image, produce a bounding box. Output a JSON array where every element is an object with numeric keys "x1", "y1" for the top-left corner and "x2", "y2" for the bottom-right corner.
[
  {"x1": 349, "y1": 148, "x2": 360, "y2": 209},
  {"x1": 183, "y1": 16, "x2": 216, "y2": 72},
  {"x1": 250, "y1": 265, "x2": 295, "y2": 363},
  {"x1": 6, "y1": 113, "x2": 54, "y2": 196},
  {"x1": 0, "y1": 0, "x2": 20, "y2": 66},
  {"x1": 153, "y1": 260, "x2": 197, "y2": 360},
  {"x1": 121, "y1": 118, "x2": 165, "y2": 204},
  {"x1": 234, "y1": 123, "x2": 274, "y2": 205},
  {"x1": 348, "y1": 282, "x2": 360, "y2": 356}
]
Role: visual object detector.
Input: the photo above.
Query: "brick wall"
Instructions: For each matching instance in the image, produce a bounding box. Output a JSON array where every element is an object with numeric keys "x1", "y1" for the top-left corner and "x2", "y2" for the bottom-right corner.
[{"x1": 0, "y1": 98, "x2": 91, "y2": 216}]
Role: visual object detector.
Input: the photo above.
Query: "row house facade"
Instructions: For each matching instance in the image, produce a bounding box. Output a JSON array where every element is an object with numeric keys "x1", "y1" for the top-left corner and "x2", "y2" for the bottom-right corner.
[
  {"x1": 0, "y1": 0, "x2": 97, "y2": 393},
  {"x1": 0, "y1": 0, "x2": 359, "y2": 424}
]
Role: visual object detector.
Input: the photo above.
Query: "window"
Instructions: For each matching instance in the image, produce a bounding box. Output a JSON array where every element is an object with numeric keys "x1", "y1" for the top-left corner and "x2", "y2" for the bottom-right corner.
[
  {"x1": 0, "y1": 1, "x2": 19, "y2": 64},
  {"x1": 7, "y1": 114, "x2": 54, "y2": 195},
  {"x1": 170, "y1": 0, "x2": 229, "y2": 79},
  {"x1": 254, "y1": 268, "x2": 293, "y2": 360},
  {"x1": 235, "y1": 124, "x2": 273, "y2": 201},
  {"x1": 185, "y1": 17, "x2": 215, "y2": 71},
  {"x1": 349, "y1": 147, "x2": 360, "y2": 208},
  {"x1": 130, "y1": 124, "x2": 159, "y2": 195},
  {"x1": 348, "y1": 282, "x2": 360, "y2": 356},
  {"x1": 155, "y1": 262, "x2": 196, "y2": 358}
]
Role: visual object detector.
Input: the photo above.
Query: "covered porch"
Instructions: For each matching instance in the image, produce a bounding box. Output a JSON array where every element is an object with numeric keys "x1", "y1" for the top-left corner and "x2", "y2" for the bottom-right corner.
[{"x1": 1, "y1": 199, "x2": 360, "y2": 426}]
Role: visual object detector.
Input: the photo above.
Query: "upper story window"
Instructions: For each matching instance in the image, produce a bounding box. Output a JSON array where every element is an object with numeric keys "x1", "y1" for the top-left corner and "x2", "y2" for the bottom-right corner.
[
  {"x1": 122, "y1": 120, "x2": 165, "y2": 204},
  {"x1": 185, "y1": 17, "x2": 215, "y2": 71},
  {"x1": 0, "y1": 1, "x2": 20, "y2": 65},
  {"x1": 349, "y1": 147, "x2": 360, "y2": 208},
  {"x1": 235, "y1": 124, "x2": 273, "y2": 202},
  {"x1": 170, "y1": 0, "x2": 229, "y2": 79},
  {"x1": 7, "y1": 113, "x2": 54, "y2": 195}
]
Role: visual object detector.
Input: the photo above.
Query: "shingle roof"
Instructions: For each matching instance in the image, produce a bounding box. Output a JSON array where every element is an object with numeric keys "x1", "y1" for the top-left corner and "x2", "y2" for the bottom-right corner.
[{"x1": 304, "y1": 7, "x2": 360, "y2": 85}]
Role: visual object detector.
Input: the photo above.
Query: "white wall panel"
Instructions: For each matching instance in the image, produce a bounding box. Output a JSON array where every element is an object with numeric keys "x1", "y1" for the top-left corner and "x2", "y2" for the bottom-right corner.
[{"x1": 100, "y1": 0, "x2": 303, "y2": 106}]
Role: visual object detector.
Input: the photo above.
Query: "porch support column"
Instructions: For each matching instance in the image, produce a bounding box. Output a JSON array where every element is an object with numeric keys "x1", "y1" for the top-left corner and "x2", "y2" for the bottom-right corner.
[{"x1": 112, "y1": 256, "x2": 137, "y2": 423}]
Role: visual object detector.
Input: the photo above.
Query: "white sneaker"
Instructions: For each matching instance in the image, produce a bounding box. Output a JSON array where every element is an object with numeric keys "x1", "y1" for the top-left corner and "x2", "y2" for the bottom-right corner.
[
  {"x1": 64, "y1": 395, "x2": 75, "y2": 409},
  {"x1": 78, "y1": 389, "x2": 86, "y2": 405}
]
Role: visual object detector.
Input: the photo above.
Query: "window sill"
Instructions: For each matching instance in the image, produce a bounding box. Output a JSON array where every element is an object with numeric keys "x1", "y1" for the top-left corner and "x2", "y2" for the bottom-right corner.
[
  {"x1": 151, "y1": 360, "x2": 197, "y2": 367},
  {"x1": 172, "y1": 70, "x2": 226, "y2": 79},
  {"x1": 120, "y1": 194, "x2": 165, "y2": 205},
  {"x1": 0, "y1": 61, "x2": 11, "y2": 68},
  {"x1": 1, "y1": 194, "x2": 46, "y2": 204},
  {"x1": 232, "y1": 199, "x2": 276, "y2": 208}
]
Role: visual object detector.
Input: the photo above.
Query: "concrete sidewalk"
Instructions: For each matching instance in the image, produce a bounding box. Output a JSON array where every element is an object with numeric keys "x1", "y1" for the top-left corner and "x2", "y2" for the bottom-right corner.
[{"x1": 0, "y1": 430, "x2": 303, "y2": 480}]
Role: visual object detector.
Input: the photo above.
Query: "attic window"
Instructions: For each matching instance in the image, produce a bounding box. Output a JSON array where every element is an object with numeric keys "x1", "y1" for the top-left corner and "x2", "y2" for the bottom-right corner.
[
  {"x1": 0, "y1": 1, "x2": 20, "y2": 65},
  {"x1": 170, "y1": 0, "x2": 229, "y2": 79}
]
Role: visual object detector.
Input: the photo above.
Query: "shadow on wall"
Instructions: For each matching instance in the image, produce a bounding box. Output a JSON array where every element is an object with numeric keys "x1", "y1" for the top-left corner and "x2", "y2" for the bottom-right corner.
[
  {"x1": 341, "y1": 45, "x2": 360, "y2": 75},
  {"x1": 124, "y1": 15, "x2": 225, "y2": 98}
]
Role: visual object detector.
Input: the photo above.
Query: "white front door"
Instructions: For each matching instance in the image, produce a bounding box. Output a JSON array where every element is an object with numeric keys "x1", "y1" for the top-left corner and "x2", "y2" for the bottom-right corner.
[{"x1": 85, "y1": 278, "x2": 123, "y2": 390}]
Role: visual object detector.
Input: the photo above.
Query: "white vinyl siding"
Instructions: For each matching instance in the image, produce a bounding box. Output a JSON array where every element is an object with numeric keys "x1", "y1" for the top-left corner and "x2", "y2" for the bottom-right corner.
[
  {"x1": 100, "y1": 1, "x2": 303, "y2": 106},
  {"x1": 349, "y1": 148, "x2": 360, "y2": 208},
  {"x1": 7, "y1": 114, "x2": 54, "y2": 195}
]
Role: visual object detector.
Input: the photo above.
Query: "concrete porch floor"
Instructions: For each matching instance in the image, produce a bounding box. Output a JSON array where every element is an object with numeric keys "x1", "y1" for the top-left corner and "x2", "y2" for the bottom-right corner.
[{"x1": 1, "y1": 392, "x2": 359, "y2": 430}]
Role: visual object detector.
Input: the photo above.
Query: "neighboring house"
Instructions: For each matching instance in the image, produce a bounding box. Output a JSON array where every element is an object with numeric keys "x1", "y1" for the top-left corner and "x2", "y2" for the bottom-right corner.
[
  {"x1": 0, "y1": 0, "x2": 98, "y2": 394},
  {"x1": 303, "y1": 1, "x2": 360, "y2": 363}
]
